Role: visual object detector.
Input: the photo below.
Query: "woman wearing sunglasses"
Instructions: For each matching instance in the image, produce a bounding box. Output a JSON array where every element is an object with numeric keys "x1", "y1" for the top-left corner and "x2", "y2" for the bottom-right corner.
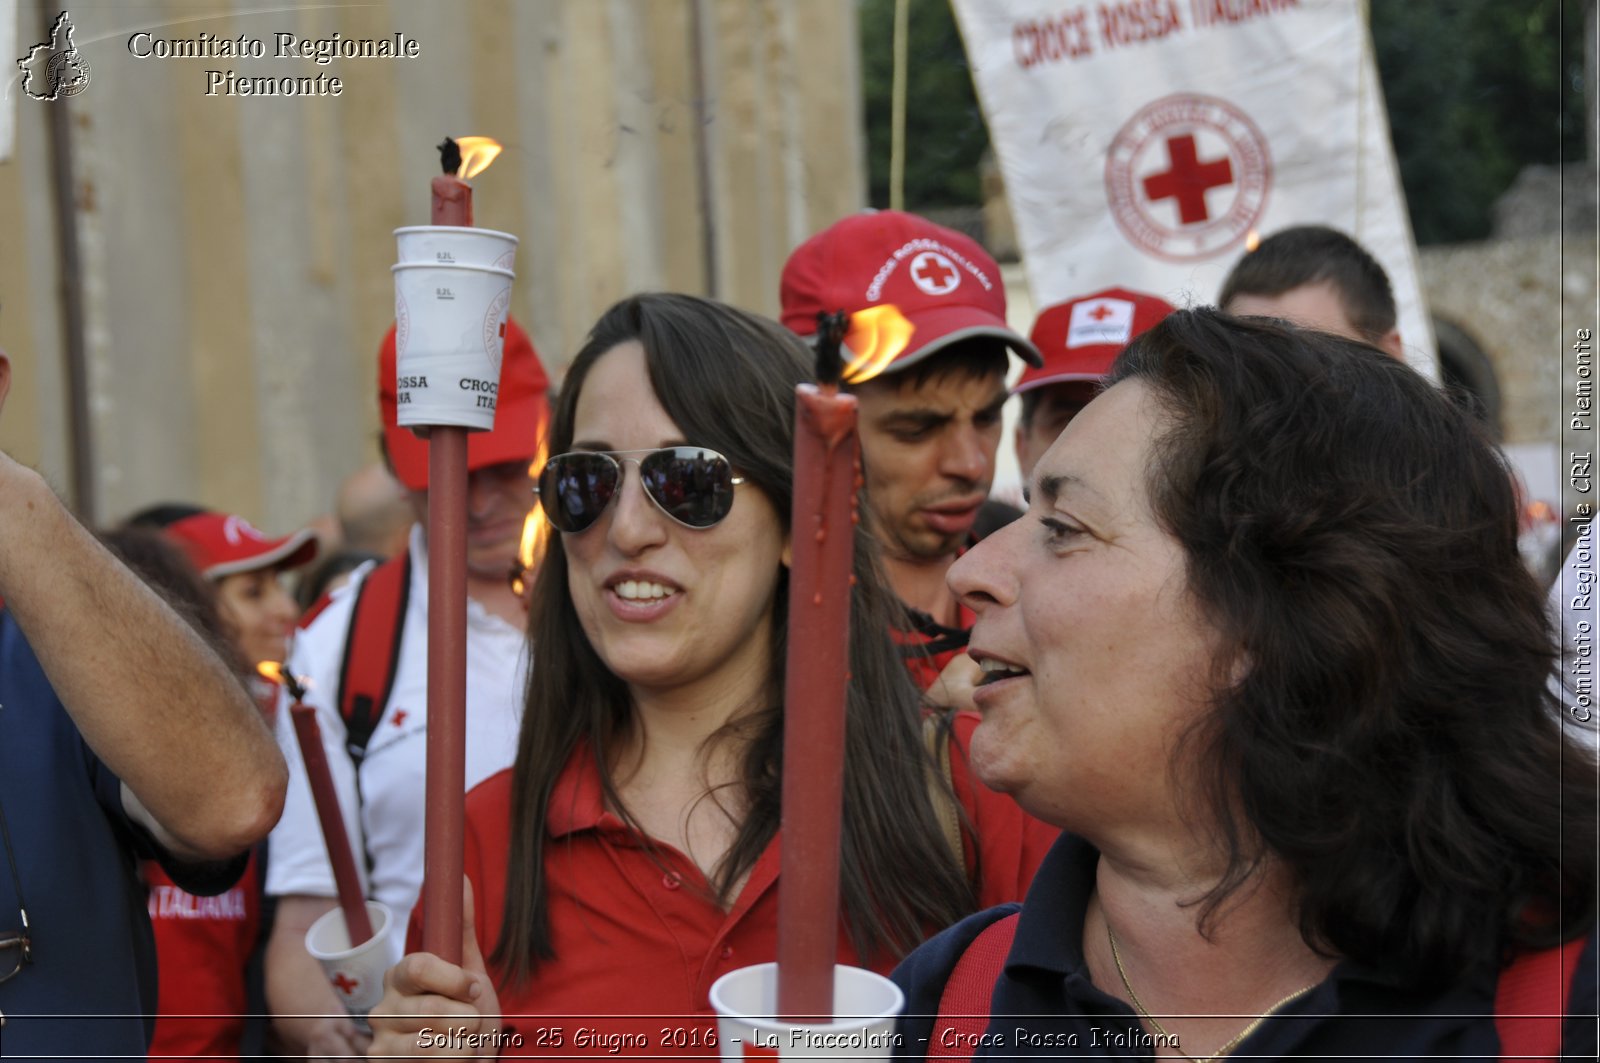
[{"x1": 370, "y1": 293, "x2": 1056, "y2": 1055}]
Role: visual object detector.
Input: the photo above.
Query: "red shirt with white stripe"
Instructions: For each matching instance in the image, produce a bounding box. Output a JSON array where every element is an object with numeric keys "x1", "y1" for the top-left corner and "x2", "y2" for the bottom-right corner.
[
  {"x1": 409, "y1": 713, "x2": 1057, "y2": 1054},
  {"x1": 142, "y1": 851, "x2": 261, "y2": 1062}
]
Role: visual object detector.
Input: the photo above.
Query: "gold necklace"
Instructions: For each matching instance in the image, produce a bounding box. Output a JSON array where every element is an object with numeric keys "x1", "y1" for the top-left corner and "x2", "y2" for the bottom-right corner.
[{"x1": 1106, "y1": 923, "x2": 1319, "y2": 1063}]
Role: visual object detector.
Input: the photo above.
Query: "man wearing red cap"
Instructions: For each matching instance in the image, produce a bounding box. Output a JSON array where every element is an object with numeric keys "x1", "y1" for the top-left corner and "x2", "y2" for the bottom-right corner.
[
  {"x1": 781, "y1": 210, "x2": 1041, "y2": 693},
  {"x1": 262, "y1": 319, "x2": 548, "y2": 1058},
  {"x1": 1013, "y1": 287, "x2": 1176, "y2": 483}
]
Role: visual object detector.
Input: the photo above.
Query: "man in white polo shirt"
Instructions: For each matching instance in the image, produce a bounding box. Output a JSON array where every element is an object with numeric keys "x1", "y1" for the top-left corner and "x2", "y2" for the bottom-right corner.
[{"x1": 263, "y1": 319, "x2": 546, "y2": 1059}]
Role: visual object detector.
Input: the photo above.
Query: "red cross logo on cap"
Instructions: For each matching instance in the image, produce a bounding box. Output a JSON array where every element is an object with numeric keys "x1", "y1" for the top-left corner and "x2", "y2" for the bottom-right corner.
[
  {"x1": 332, "y1": 972, "x2": 359, "y2": 996},
  {"x1": 909, "y1": 251, "x2": 960, "y2": 296},
  {"x1": 1088, "y1": 303, "x2": 1115, "y2": 321},
  {"x1": 1142, "y1": 134, "x2": 1234, "y2": 225}
]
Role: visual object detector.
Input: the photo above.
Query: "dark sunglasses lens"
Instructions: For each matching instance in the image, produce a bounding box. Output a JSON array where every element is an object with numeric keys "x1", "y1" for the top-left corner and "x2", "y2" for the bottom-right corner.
[
  {"x1": 539, "y1": 454, "x2": 619, "y2": 532},
  {"x1": 640, "y1": 448, "x2": 735, "y2": 528}
]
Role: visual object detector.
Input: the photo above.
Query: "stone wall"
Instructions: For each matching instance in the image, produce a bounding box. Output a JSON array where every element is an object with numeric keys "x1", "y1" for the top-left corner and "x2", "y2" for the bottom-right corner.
[
  {"x1": 1418, "y1": 235, "x2": 1590, "y2": 446},
  {"x1": 0, "y1": 0, "x2": 865, "y2": 528},
  {"x1": 1418, "y1": 231, "x2": 1596, "y2": 565}
]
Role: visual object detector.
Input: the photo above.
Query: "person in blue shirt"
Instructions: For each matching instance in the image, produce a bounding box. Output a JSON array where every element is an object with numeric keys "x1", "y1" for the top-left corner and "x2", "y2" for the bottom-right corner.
[
  {"x1": 894, "y1": 310, "x2": 1597, "y2": 1060},
  {"x1": 0, "y1": 349, "x2": 287, "y2": 1059}
]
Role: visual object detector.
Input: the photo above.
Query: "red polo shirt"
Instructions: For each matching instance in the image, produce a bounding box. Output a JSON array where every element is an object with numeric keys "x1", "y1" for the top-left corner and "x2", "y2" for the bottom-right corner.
[
  {"x1": 143, "y1": 851, "x2": 261, "y2": 1062},
  {"x1": 409, "y1": 713, "x2": 1055, "y2": 1055}
]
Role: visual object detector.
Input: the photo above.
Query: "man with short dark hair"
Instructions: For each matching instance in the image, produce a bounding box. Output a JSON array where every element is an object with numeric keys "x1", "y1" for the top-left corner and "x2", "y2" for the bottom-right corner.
[
  {"x1": 263, "y1": 319, "x2": 547, "y2": 1058},
  {"x1": 1219, "y1": 224, "x2": 1404, "y2": 359},
  {"x1": 781, "y1": 211, "x2": 1041, "y2": 691}
]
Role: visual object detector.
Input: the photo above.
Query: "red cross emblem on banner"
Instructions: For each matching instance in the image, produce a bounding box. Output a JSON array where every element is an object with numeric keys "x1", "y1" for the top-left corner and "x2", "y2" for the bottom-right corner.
[
  {"x1": 1104, "y1": 93, "x2": 1272, "y2": 263},
  {"x1": 1142, "y1": 134, "x2": 1235, "y2": 224}
]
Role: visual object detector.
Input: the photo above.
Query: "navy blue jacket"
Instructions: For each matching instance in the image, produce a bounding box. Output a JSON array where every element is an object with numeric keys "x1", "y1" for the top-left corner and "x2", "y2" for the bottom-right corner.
[
  {"x1": 894, "y1": 834, "x2": 1598, "y2": 1061},
  {"x1": 0, "y1": 612, "x2": 244, "y2": 1060}
]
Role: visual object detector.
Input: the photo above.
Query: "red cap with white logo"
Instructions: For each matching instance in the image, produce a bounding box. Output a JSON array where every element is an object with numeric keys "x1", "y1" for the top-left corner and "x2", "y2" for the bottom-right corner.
[
  {"x1": 377, "y1": 315, "x2": 550, "y2": 491},
  {"x1": 1014, "y1": 287, "x2": 1176, "y2": 394},
  {"x1": 164, "y1": 512, "x2": 320, "y2": 580},
  {"x1": 780, "y1": 210, "x2": 1041, "y2": 373}
]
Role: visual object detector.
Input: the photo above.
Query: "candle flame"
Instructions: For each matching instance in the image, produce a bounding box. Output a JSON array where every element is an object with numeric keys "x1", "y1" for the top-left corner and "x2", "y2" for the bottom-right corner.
[
  {"x1": 842, "y1": 305, "x2": 916, "y2": 384},
  {"x1": 455, "y1": 136, "x2": 503, "y2": 180},
  {"x1": 1523, "y1": 499, "x2": 1558, "y2": 526},
  {"x1": 512, "y1": 425, "x2": 552, "y2": 597},
  {"x1": 259, "y1": 660, "x2": 311, "y2": 700},
  {"x1": 1245, "y1": 229, "x2": 1261, "y2": 252}
]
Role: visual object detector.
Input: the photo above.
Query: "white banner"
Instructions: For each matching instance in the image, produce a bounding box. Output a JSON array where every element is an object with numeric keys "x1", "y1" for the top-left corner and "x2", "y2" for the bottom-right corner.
[
  {"x1": 952, "y1": 0, "x2": 1438, "y2": 377},
  {"x1": 0, "y1": 0, "x2": 16, "y2": 163}
]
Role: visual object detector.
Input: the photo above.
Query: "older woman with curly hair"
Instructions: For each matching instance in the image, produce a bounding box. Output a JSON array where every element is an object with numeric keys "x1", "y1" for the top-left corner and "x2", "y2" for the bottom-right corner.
[{"x1": 895, "y1": 309, "x2": 1597, "y2": 1060}]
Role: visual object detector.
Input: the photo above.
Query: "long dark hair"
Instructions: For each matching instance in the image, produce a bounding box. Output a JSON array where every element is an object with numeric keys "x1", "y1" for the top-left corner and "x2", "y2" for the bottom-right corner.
[
  {"x1": 1106, "y1": 308, "x2": 1597, "y2": 987},
  {"x1": 492, "y1": 293, "x2": 975, "y2": 984}
]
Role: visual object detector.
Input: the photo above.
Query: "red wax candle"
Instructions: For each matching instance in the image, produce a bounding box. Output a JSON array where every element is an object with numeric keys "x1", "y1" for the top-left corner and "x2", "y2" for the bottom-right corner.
[
  {"x1": 776, "y1": 382, "x2": 860, "y2": 1022},
  {"x1": 289, "y1": 703, "x2": 376, "y2": 947},
  {"x1": 421, "y1": 426, "x2": 468, "y2": 963},
  {"x1": 418, "y1": 135, "x2": 473, "y2": 964},
  {"x1": 430, "y1": 174, "x2": 472, "y2": 226}
]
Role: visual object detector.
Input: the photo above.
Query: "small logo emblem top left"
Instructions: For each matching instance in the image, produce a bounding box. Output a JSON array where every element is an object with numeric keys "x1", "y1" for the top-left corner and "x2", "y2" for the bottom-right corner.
[{"x1": 18, "y1": 11, "x2": 91, "y2": 101}]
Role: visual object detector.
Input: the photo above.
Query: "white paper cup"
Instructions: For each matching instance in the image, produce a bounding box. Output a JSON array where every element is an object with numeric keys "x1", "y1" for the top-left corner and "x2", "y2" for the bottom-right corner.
[
  {"x1": 305, "y1": 900, "x2": 398, "y2": 1027},
  {"x1": 395, "y1": 225, "x2": 518, "y2": 272},
  {"x1": 709, "y1": 963, "x2": 905, "y2": 1061},
  {"x1": 392, "y1": 262, "x2": 515, "y2": 430}
]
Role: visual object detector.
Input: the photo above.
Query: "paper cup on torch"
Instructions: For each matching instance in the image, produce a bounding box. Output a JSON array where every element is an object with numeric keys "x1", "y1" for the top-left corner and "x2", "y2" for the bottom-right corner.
[
  {"x1": 710, "y1": 963, "x2": 904, "y2": 1062},
  {"x1": 395, "y1": 225, "x2": 518, "y2": 272},
  {"x1": 391, "y1": 262, "x2": 515, "y2": 431},
  {"x1": 305, "y1": 899, "x2": 399, "y2": 1027}
]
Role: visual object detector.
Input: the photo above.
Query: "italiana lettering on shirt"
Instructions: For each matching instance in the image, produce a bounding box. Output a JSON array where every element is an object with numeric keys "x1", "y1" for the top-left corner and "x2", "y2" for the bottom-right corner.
[{"x1": 148, "y1": 884, "x2": 249, "y2": 921}]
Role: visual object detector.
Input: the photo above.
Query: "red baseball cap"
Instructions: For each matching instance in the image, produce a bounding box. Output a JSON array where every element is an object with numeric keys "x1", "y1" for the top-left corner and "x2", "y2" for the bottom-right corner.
[
  {"x1": 165, "y1": 512, "x2": 319, "y2": 579},
  {"x1": 780, "y1": 210, "x2": 1041, "y2": 374},
  {"x1": 379, "y1": 315, "x2": 551, "y2": 491},
  {"x1": 1014, "y1": 287, "x2": 1176, "y2": 394}
]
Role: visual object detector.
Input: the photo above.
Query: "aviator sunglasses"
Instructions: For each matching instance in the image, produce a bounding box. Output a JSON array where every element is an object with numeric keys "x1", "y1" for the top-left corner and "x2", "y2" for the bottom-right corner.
[{"x1": 536, "y1": 447, "x2": 746, "y2": 533}]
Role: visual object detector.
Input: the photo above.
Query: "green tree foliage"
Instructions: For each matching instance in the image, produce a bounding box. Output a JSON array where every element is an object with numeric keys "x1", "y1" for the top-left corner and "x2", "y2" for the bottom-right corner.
[
  {"x1": 861, "y1": 0, "x2": 1589, "y2": 244},
  {"x1": 860, "y1": 0, "x2": 987, "y2": 209},
  {"x1": 1371, "y1": 0, "x2": 1587, "y2": 244}
]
